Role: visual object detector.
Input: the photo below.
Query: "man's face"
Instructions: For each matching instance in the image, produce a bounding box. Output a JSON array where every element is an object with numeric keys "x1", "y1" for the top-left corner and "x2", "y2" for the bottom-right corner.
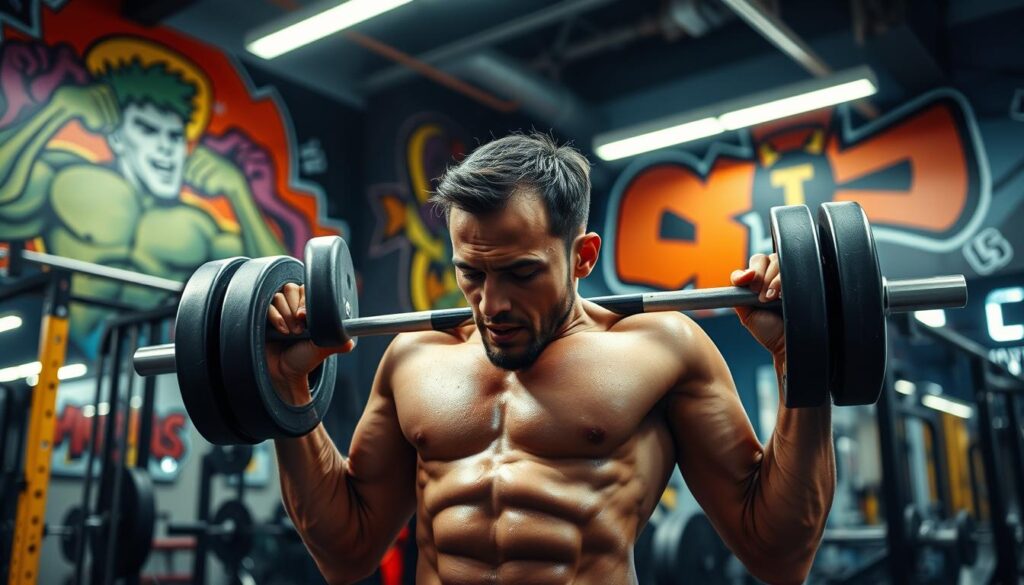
[
  {"x1": 450, "y1": 191, "x2": 577, "y2": 371},
  {"x1": 108, "y1": 103, "x2": 187, "y2": 199}
]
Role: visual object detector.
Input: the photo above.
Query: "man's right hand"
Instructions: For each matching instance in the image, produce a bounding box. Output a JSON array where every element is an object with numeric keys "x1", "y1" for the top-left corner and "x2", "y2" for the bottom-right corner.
[
  {"x1": 266, "y1": 283, "x2": 354, "y2": 405},
  {"x1": 52, "y1": 84, "x2": 120, "y2": 134}
]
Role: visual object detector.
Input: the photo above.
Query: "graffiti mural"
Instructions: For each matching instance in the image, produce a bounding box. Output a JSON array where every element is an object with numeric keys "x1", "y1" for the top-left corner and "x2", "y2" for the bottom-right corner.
[
  {"x1": 603, "y1": 90, "x2": 990, "y2": 293},
  {"x1": 369, "y1": 115, "x2": 468, "y2": 311},
  {"x1": 0, "y1": 1, "x2": 341, "y2": 354}
]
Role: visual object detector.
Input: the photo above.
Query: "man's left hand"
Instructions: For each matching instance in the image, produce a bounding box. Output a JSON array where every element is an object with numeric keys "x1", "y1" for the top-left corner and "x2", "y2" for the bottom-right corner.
[{"x1": 731, "y1": 253, "x2": 785, "y2": 358}]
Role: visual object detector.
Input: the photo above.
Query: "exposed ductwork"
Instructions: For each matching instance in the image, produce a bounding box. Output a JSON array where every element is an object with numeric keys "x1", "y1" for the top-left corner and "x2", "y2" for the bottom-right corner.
[
  {"x1": 360, "y1": 0, "x2": 621, "y2": 94},
  {"x1": 441, "y1": 50, "x2": 601, "y2": 140}
]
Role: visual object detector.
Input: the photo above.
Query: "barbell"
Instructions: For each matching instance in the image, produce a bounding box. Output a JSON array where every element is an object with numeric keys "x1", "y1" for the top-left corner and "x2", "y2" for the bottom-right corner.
[
  {"x1": 167, "y1": 499, "x2": 296, "y2": 566},
  {"x1": 128, "y1": 202, "x2": 967, "y2": 445}
]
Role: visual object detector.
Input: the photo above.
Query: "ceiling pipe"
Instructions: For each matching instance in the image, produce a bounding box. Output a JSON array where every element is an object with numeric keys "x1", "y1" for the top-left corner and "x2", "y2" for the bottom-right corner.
[
  {"x1": 343, "y1": 31, "x2": 519, "y2": 113},
  {"x1": 360, "y1": 0, "x2": 621, "y2": 94},
  {"x1": 719, "y1": 0, "x2": 879, "y2": 118},
  {"x1": 442, "y1": 50, "x2": 600, "y2": 139},
  {"x1": 259, "y1": 0, "x2": 519, "y2": 113}
]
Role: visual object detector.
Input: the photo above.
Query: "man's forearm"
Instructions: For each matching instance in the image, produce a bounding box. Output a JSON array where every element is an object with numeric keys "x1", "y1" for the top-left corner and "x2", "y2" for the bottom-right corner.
[
  {"x1": 275, "y1": 424, "x2": 377, "y2": 582},
  {"x1": 744, "y1": 353, "x2": 836, "y2": 582}
]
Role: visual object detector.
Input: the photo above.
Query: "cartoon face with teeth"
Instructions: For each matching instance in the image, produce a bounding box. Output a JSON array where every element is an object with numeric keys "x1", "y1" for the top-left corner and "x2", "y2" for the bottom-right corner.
[{"x1": 108, "y1": 101, "x2": 188, "y2": 199}]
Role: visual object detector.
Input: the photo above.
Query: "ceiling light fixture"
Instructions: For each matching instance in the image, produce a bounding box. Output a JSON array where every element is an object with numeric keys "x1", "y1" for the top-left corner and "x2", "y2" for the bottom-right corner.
[
  {"x1": 0, "y1": 361, "x2": 88, "y2": 384},
  {"x1": 246, "y1": 0, "x2": 414, "y2": 60},
  {"x1": 594, "y1": 66, "x2": 878, "y2": 161},
  {"x1": 921, "y1": 394, "x2": 973, "y2": 419},
  {"x1": 0, "y1": 315, "x2": 22, "y2": 334}
]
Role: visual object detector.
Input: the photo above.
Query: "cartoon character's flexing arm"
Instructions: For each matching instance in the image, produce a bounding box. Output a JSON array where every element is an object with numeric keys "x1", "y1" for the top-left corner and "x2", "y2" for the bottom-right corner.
[{"x1": 0, "y1": 83, "x2": 120, "y2": 239}]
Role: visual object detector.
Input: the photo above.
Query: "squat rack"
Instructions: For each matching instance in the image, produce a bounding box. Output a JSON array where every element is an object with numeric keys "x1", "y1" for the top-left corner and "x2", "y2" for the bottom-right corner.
[{"x1": 0, "y1": 242, "x2": 181, "y2": 585}]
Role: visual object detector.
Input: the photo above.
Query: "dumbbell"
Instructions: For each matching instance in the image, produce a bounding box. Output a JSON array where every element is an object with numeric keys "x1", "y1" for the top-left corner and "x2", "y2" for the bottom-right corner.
[
  {"x1": 132, "y1": 202, "x2": 967, "y2": 444},
  {"x1": 167, "y1": 500, "x2": 297, "y2": 566},
  {"x1": 821, "y1": 506, "x2": 977, "y2": 567}
]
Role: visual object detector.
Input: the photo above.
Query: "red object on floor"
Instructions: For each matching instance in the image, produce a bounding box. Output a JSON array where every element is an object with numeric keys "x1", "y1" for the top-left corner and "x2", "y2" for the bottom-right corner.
[{"x1": 380, "y1": 526, "x2": 409, "y2": 585}]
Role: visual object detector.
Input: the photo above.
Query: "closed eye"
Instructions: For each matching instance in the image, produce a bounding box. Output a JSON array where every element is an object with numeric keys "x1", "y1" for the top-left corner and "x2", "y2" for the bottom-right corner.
[{"x1": 459, "y1": 270, "x2": 484, "y2": 282}]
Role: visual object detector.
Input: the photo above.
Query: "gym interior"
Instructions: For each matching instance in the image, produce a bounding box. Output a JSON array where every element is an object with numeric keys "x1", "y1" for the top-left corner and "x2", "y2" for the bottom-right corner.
[{"x1": 0, "y1": 0, "x2": 1022, "y2": 583}]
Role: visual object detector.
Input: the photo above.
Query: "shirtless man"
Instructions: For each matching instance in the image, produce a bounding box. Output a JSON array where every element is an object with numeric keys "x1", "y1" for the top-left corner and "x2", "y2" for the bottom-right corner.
[{"x1": 268, "y1": 134, "x2": 835, "y2": 584}]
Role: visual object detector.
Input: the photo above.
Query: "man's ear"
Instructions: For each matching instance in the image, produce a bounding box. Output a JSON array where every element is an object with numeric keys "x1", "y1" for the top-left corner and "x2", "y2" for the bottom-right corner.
[{"x1": 572, "y1": 232, "x2": 602, "y2": 279}]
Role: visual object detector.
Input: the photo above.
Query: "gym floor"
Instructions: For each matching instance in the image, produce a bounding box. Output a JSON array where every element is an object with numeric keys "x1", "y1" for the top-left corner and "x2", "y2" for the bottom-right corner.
[{"x1": 1, "y1": 0, "x2": 1023, "y2": 584}]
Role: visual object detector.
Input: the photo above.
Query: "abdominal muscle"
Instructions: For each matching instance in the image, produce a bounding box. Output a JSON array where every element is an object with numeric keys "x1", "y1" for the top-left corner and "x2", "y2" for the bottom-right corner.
[{"x1": 412, "y1": 428, "x2": 671, "y2": 585}]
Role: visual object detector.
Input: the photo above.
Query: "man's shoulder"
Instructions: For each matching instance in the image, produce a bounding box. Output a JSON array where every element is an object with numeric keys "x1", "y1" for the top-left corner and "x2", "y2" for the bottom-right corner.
[
  {"x1": 384, "y1": 325, "x2": 474, "y2": 360},
  {"x1": 609, "y1": 310, "x2": 703, "y2": 347}
]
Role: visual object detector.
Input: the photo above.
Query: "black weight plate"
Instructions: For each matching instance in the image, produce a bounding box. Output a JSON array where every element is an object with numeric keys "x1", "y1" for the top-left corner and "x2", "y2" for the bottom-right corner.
[
  {"x1": 304, "y1": 236, "x2": 360, "y2": 347},
  {"x1": 59, "y1": 506, "x2": 83, "y2": 563},
  {"x1": 818, "y1": 202, "x2": 886, "y2": 406},
  {"x1": 94, "y1": 466, "x2": 156, "y2": 577},
  {"x1": 677, "y1": 513, "x2": 732, "y2": 585},
  {"x1": 954, "y1": 510, "x2": 978, "y2": 566},
  {"x1": 175, "y1": 257, "x2": 258, "y2": 444},
  {"x1": 654, "y1": 511, "x2": 731, "y2": 585},
  {"x1": 120, "y1": 467, "x2": 156, "y2": 576},
  {"x1": 771, "y1": 205, "x2": 830, "y2": 408},
  {"x1": 220, "y1": 257, "x2": 337, "y2": 441},
  {"x1": 652, "y1": 508, "x2": 689, "y2": 585},
  {"x1": 208, "y1": 445, "x2": 254, "y2": 475},
  {"x1": 210, "y1": 499, "x2": 254, "y2": 566}
]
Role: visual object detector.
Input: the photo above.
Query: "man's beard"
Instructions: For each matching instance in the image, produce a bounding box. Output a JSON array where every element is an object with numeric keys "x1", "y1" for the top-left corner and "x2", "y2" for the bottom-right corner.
[{"x1": 480, "y1": 286, "x2": 575, "y2": 371}]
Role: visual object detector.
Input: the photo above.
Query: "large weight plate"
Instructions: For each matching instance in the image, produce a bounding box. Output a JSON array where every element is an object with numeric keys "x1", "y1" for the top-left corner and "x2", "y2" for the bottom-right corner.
[
  {"x1": 94, "y1": 466, "x2": 156, "y2": 577},
  {"x1": 175, "y1": 258, "x2": 257, "y2": 444},
  {"x1": 653, "y1": 511, "x2": 731, "y2": 585},
  {"x1": 770, "y1": 205, "x2": 830, "y2": 407},
  {"x1": 117, "y1": 467, "x2": 156, "y2": 576},
  {"x1": 818, "y1": 202, "x2": 886, "y2": 406},
  {"x1": 304, "y1": 236, "x2": 360, "y2": 347},
  {"x1": 220, "y1": 257, "x2": 337, "y2": 441},
  {"x1": 210, "y1": 499, "x2": 254, "y2": 566}
]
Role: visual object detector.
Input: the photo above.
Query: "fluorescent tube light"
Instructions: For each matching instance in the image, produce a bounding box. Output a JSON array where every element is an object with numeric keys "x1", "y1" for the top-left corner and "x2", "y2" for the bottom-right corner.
[
  {"x1": 914, "y1": 309, "x2": 947, "y2": 328},
  {"x1": 593, "y1": 66, "x2": 878, "y2": 161},
  {"x1": 247, "y1": 0, "x2": 414, "y2": 60},
  {"x1": 921, "y1": 394, "x2": 973, "y2": 419},
  {"x1": 0, "y1": 361, "x2": 87, "y2": 383},
  {"x1": 0, "y1": 315, "x2": 21, "y2": 334},
  {"x1": 894, "y1": 379, "x2": 916, "y2": 395},
  {"x1": 595, "y1": 118, "x2": 723, "y2": 161},
  {"x1": 718, "y1": 77, "x2": 876, "y2": 130}
]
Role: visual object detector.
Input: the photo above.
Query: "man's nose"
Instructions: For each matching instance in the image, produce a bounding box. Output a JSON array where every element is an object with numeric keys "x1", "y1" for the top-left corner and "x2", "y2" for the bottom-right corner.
[{"x1": 480, "y1": 280, "x2": 511, "y2": 320}]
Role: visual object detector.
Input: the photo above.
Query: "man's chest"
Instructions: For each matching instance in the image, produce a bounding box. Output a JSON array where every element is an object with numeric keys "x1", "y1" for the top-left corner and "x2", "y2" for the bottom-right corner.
[{"x1": 392, "y1": 339, "x2": 676, "y2": 461}]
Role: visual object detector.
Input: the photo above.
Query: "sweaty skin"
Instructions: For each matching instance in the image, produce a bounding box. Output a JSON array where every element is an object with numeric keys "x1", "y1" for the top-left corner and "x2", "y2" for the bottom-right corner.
[
  {"x1": 270, "y1": 193, "x2": 835, "y2": 585},
  {"x1": 0, "y1": 83, "x2": 284, "y2": 342}
]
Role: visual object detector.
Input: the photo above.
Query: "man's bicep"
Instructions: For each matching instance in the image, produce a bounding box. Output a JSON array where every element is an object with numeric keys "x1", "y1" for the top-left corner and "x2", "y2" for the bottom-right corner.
[
  {"x1": 345, "y1": 342, "x2": 418, "y2": 551},
  {"x1": 668, "y1": 329, "x2": 764, "y2": 553}
]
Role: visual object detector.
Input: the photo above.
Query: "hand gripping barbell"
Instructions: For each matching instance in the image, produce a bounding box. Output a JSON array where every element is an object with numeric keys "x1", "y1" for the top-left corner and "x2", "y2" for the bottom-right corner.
[{"x1": 132, "y1": 202, "x2": 967, "y2": 445}]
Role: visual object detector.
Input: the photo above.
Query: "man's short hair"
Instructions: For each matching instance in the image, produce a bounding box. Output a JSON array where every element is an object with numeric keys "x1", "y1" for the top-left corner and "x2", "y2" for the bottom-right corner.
[
  {"x1": 431, "y1": 132, "x2": 591, "y2": 246},
  {"x1": 100, "y1": 58, "x2": 196, "y2": 121}
]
